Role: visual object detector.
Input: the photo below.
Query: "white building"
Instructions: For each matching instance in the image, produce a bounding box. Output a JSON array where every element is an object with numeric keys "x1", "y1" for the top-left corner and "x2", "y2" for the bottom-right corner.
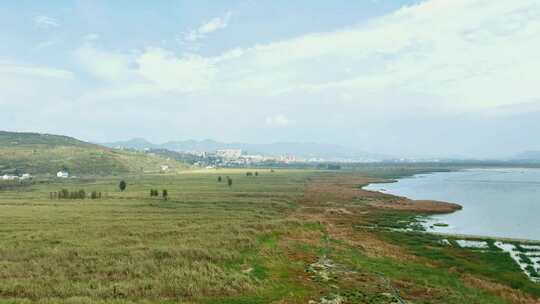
[
  {"x1": 216, "y1": 149, "x2": 242, "y2": 159},
  {"x1": 160, "y1": 165, "x2": 169, "y2": 172},
  {"x1": 21, "y1": 173, "x2": 31, "y2": 180},
  {"x1": 279, "y1": 155, "x2": 297, "y2": 163},
  {"x1": 57, "y1": 171, "x2": 69, "y2": 178},
  {"x1": 2, "y1": 174, "x2": 18, "y2": 180}
]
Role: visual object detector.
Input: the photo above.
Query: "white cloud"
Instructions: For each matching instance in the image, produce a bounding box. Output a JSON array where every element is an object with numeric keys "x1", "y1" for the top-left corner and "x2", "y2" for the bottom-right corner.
[
  {"x1": 0, "y1": 61, "x2": 76, "y2": 115},
  {"x1": 83, "y1": 33, "x2": 100, "y2": 41},
  {"x1": 183, "y1": 11, "x2": 232, "y2": 42},
  {"x1": 35, "y1": 41, "x2": 56, "y2": 50},
  {"x1": 137, "y1": 48, "x2": 216, "y2": 92},
  {"x1": 266, "y1": 114, "x2": 293, "y2": 127},
  {"x1": 4, "y1": 0, "x2": 540, "y2": 158},
  {"x1": 34, "y1": 15, "x2": 60, "y2": 29},
  {"x1": 74, "y1": 46, "x2": 137, "y2": 83},
  {"x1": 78, "y1": 0, "x2": 540, "y2": 116},
  {"x1": 0, "y1": 62, "x2": 73, "y2": 80}
]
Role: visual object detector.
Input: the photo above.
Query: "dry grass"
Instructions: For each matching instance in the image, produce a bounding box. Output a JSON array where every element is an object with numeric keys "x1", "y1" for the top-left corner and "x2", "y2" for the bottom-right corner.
[
  {"x1": 0, "y1": 169, "x2": 537, "y2": 303},
  {"x1": 463, "y1": 275, "x2": 540, "y2": 304},
  {"x1": 0, "y1": 170, "x2": 308, "y2": 303}
]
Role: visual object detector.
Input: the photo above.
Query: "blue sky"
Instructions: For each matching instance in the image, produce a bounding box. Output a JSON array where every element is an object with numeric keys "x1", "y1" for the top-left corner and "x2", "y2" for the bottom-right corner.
[{"x1": 1, "y1": 0, "x2": 540, "y2": 158}]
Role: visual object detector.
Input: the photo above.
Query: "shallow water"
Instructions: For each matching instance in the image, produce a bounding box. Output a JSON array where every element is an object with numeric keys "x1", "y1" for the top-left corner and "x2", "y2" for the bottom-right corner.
[{"x1": 364, "y1": 168, "x2": 540, "y2": 241}]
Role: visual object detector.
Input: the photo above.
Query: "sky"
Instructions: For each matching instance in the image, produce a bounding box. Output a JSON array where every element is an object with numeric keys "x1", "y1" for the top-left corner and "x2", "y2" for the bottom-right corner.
[{"x1": 1, "y1": 0, "x2": 540, "y2": 158}]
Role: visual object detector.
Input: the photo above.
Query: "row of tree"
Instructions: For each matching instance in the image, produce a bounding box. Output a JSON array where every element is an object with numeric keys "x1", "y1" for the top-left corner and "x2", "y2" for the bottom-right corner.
[
  {"x1": 51, "y1": 189, "x2": 102, "y2": 200},
  {"x1": 150, "y1": 189, "x2": 168, "y2": 199},
  {"x1": 217, "y1": 176, "x2": 233, "y2": 186}
]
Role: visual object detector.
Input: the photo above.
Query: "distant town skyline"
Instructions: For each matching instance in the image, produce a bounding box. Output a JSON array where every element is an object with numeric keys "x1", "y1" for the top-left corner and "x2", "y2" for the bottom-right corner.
[{"x1": 1, "y1": 0, "x2": 540, "y2": 158}]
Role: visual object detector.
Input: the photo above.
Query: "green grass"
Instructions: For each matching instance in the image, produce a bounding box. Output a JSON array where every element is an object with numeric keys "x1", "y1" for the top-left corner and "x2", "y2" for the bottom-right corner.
[
  {"x1": 0, "y1": 169, "x2": 538, "y2": 303},
  {"x1": 0, "y1": 170, "x2": 311, "y2": 303},
  {"x1": 0, "y1": 131, "x2": 187, "y2": 176},
  {"x1": 377, "y1": 231, "x2": 540, "y2": 296}
]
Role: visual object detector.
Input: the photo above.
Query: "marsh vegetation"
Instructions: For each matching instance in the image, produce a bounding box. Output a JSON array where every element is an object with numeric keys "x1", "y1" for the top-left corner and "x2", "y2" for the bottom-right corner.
[{"x1": 0, "y1": 168, "x2": 538, "y2": 303}]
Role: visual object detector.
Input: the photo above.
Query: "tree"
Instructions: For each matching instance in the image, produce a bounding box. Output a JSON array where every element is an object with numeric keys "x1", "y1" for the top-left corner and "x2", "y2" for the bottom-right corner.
[
  {"x1": 227, "y1": 178, "x2": 233, "y2": 187},
  {"x1": 218, "y1": 176, "x2": 222, "y2": 182},
  {"x1": 255, "y1": 171, "x2": 259, "y2": 176},
  {"x1": 60, "y1": 189, "x2": 69, "y2": 199},
  {"x1": 246, "y1": 172, "x2": 253, "y2": 177},
  {"x1": 162, "y1": 189, "x2": 168, "y2": 200},
  {"x1": 78, "y1": 189, "x2": 86, "y2": 199},
  {"x1": 119, "y1": 180, "x2": 127, "y2": 192}
]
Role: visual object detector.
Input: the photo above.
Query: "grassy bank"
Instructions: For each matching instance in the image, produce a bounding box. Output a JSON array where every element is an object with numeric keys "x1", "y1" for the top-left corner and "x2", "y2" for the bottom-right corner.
[
  {"x1": 0, "y1": 131, "x2": 187, "y2": 176},
  {"x1": 0, "y1": 169, "x2": 538, "y2": 303}
]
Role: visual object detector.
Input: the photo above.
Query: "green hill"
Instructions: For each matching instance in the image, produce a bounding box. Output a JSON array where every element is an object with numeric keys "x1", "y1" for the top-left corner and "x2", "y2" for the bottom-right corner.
[{"x1": 0, "y1": 131, "x2": 187, "y2": 176}]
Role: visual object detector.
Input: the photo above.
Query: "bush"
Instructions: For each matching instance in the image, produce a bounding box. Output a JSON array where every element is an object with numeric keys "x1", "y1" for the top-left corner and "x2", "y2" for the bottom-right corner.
[
  {"x1": 55, "y1": 189, "x2": 102, "y2": 200},
  {"x1": 59, "y1": 189, "x2": 69, "y2": 199},
  {"x1": 78, "y1": 190, "x2": 86, "y2": 199},
  {"x1": 119, "y1": 180, "x2": 127, "y2": 192}
]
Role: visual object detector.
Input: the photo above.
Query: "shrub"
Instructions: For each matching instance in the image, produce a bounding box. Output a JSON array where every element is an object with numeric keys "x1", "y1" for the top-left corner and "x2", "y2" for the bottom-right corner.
[
  {"x1": 78, "y1": 189, "x2": 86, "y2": 199},
  {"x1": 59, "y1": 189, "x2": 69, "y2": 199},
  {"x1": 119, "y1": 180, "x2": 127, "y2": 192}
]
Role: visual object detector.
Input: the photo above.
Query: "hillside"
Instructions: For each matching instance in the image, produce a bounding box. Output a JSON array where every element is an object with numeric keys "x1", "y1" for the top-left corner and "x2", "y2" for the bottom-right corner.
[{"x1": 0, "y1": 131, "x2": 187, "y2": 175}]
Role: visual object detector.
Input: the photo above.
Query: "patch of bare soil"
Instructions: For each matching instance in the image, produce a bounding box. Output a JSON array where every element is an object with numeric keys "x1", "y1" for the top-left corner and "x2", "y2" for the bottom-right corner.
[
  {"x1": 369, "y1": 198, "x2": 462, "y2": 214},
  {"x1": 299, "y1": 173, "x2": 462, "y2": 214},
  {"x1": 290, "y1": 174, "x2": 421, "y2": 260}
]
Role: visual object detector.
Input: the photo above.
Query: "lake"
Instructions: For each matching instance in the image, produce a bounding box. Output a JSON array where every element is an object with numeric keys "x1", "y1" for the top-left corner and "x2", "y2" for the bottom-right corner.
[{"x1": 364, "y1": 168, "x2": 540, "y2": 241}]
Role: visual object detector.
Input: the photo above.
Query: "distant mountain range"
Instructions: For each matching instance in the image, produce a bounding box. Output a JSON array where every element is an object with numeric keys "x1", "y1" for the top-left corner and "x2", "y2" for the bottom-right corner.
[
  {"x1": 512, "y1": 151, "x2": 540, "y2": 162},
  {"x1": 102, "y1": 138, "x2": 388, "y2": 161}
]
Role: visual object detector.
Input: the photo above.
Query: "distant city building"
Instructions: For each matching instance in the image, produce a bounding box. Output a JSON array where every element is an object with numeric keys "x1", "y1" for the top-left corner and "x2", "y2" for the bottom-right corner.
[
  {"x1": 21, "y1": 173, "x2": 31, "y2": 180},
  {"x1": 181, "y1": 150, "x2": 207, "y2": 157},
  {"x1": 216, "y1": 149, "x2": 242, "y2": 159},
  {"x1": 2, "y1": 174, "x2": 18, "y2": 180},
  {"x1": 57, "y1": 171, "x2": 69, "y2": 178},
  {"x1": 279, "y1": 155, "x2": 296, "y2": 163}
]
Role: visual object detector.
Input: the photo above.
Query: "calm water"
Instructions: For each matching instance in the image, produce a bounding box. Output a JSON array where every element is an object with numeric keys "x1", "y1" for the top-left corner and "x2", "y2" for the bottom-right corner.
[{"x1": 364, "y1": 168, "x2": 540, "y2": 241}]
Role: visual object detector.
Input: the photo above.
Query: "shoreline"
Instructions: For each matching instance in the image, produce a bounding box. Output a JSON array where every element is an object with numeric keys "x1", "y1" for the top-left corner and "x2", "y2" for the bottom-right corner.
[
  {"x1": 428, "y1": 231, "x2": 540, "y2": 244},
  {"x1": 359, "y1": 179, "x2": 463, "y2": 214},
  {"x1": 362, "y1": 172, "x2": 540, "y2": 245}
]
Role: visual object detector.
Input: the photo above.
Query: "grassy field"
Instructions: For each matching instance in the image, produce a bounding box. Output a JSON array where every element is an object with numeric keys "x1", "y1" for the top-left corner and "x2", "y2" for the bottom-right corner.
[{"x1": 0, "y1": 168, "x2": 539, "y2": 303}]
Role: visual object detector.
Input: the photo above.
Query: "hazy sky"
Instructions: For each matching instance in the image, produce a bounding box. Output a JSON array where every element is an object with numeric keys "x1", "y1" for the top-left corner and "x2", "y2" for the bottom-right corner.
[{"x1": 1, "y1": 0, "x2": 540, "y2": 158}]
